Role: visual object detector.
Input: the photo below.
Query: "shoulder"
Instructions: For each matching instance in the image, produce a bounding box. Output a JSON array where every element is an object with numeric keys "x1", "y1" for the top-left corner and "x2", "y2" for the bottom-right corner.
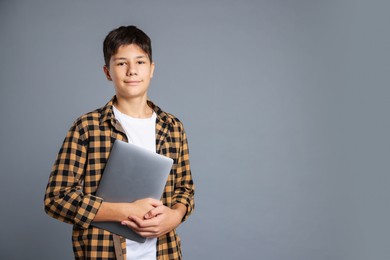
[
  {"x1": 73, "y1": 97, "x2": 114, "y2": 129},
  {"x1": 65, "y1": 107, "x2": 107, "y2": 145},
  {"x1": 68, "y1": 103, "x2": 111, "y2": 142},
  {"x1": 165, "y1": 112, "x2": 184, "y2": 127},
  {"x1": 158, "y1": 109, "x2": 186, "y2": 135},
  {"x1": 148, "y1": 100, "x2": 185, "y2": 130},
  {"x1": 159, "y1": 111, "x2": 189, "y2": 143},
  {"x1": 73, "y1": 107, "x2": 103, "y2": 129}
]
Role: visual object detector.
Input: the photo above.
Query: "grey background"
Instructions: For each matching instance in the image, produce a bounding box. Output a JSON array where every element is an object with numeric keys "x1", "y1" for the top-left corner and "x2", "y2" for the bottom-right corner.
[{"x1": 0, "y1": 0, "x2": 389, "y2": 259}]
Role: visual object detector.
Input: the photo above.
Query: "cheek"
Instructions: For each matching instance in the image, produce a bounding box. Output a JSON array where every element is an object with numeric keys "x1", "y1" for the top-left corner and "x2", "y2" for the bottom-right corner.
[
  {"x1": 148, "y1": 69, "x2": 154, "y2": 79},
  {"x1": 111, "y1": 70, "x2": 123, "y2": 79}
]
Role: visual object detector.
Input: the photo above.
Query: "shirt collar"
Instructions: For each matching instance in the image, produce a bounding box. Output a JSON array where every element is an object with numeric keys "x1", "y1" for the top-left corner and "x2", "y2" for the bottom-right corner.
[
  {"x1": 147, "y1": 100, "x2": 173, "y2": 125},
  {"x1": 99, "y1": 96, "x2": 173, "y2": 126}
]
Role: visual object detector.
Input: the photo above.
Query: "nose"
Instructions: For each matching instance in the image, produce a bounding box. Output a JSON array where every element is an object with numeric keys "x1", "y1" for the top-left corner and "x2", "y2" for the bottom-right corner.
[{"x1": 126, "y1": 62, "x2": 137, "y2": 76}]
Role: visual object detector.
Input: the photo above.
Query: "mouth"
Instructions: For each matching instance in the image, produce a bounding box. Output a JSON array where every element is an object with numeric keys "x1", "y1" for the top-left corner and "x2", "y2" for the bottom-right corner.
[{"x1": 124, "y1": 80, "x2": 142, "y2": 86}]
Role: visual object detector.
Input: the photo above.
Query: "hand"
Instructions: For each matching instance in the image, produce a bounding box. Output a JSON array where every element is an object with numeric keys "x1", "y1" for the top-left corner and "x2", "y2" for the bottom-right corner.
[
  {"x1": 94, "y1": 198, "x2": 162, "y2": 223},
  {"x1": 121, "y1": 204, "x2": 186, "y2": 238},
  {"x1": 125, "y1": 198, "x2": 162, "y2": 220}
]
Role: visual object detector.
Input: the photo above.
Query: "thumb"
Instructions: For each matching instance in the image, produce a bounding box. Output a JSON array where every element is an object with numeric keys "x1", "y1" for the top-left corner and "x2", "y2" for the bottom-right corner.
[{"x1": 150, "y1": 199, "x2": 163, "y2": 207}]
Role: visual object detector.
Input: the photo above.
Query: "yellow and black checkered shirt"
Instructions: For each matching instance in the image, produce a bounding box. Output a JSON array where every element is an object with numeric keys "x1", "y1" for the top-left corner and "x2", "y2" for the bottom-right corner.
[{"x1": 44, "y1": 96, "x2": 195, "y2": 259}]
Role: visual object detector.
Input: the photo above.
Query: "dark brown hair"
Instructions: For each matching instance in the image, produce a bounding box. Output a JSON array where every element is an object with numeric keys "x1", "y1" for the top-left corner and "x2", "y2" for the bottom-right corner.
[{"x1": 103, "y1": 25, "x2": 152, "y2": 66}]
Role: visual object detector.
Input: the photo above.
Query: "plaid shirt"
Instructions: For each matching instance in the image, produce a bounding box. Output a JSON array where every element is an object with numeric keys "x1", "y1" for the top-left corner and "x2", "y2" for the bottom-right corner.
[{"x1": 44, "y1": 96, "x2": 195, "y2": 259}]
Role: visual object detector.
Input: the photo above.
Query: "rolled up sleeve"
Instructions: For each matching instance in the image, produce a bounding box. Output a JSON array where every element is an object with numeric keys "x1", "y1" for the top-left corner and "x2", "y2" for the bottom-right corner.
[
  {"x1": 172, "y1": 124, "x2": 195, "y2": 222},
  {"x1": 44, "y1": 122, "x2": 103, "y2": 229}
]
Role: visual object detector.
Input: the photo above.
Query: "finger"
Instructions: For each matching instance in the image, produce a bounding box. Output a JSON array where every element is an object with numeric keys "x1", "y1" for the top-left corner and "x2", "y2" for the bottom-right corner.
[
  {"x1": 129, "y1": 215, "x2": 160, "y2": 228},
  {"x1": 122, "y1": 218, "x2": 154, "y2": 232},
  {"x1": 121, "y1": 220, "x2": 134, "y2": 227},
  {"x1": 121, "y1": 220, "x2": 142, "y2": 233},
  {"x1": 128, "y1": 216, "x2": 144, "y2": 227},
  {"x1": 121, "y1": 220, "x2": 158, "y2": 237},
  {"x1": 144, "y1": 205, "x2": 165, "y2": 219}
]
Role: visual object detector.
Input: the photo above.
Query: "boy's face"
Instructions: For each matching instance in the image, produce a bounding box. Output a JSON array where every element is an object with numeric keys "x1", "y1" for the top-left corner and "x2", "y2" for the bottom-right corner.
[{"x1": 103, "y1": 44, "x2": 155, "y2": 101}]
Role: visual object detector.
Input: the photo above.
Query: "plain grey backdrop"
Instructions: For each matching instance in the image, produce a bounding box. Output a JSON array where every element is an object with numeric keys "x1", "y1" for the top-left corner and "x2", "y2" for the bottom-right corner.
[{"x1": 0, "y1": 0, "x2": 389, "y2": 259}]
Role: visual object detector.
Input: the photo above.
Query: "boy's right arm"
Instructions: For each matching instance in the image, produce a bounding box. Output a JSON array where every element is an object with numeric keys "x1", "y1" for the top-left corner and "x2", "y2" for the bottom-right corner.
[
  {"x1": 44, "y1": 122, "x2": 101, "y2": 229},
  {"x1": 44, "y1": 122, "x2": 159, "y2": 228}
]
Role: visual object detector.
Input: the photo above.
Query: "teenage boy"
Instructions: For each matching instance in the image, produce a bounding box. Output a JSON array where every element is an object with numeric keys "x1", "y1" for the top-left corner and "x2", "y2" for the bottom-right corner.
[{"x1": 44, "y1": 25, "x2": 195, "y2": 260}]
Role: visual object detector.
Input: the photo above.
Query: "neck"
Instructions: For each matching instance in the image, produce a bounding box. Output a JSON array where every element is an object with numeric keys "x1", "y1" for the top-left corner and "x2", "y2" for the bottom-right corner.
[{"x1": 114, "y1": 96, "x2": 153, "y2": 118}]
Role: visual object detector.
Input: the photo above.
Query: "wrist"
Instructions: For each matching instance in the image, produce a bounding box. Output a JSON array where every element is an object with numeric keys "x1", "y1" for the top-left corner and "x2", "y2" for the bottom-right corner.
[
  {"x1": 172, "y1": 203, "x2": 186, "y2": 222},
  {"x1": 94, "y1": 202, "x2": 127, "y2": 223}
]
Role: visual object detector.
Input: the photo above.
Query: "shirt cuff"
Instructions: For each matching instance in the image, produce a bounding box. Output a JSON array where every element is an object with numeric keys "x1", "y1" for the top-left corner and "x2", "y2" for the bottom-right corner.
[
  {"x1": 172, "y1": 195, "x2": 194, "y2": 222},
  {"x1": 73, "y1": 194, "x2": 104, "y2": 229}
]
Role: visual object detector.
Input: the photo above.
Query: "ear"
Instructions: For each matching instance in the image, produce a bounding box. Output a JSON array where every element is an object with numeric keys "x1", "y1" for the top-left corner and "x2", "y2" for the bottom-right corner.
[
  {"x1": 103, "y1": 65, "x2": 112, "y2": 81},
  {"x1": 150, "y1": 62, "x2": 155, "y2": 79}
]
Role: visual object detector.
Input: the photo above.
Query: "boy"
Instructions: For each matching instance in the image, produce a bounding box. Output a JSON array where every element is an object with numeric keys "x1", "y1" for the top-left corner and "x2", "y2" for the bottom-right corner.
[{"x1": 44, "y1": 25, "x2": 195, "y2": 260}]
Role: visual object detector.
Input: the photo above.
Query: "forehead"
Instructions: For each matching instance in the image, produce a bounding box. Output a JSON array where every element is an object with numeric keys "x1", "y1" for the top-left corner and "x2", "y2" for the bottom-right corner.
[{"x1": 111, "y1": 44, "x2": 148, "y2": 59}]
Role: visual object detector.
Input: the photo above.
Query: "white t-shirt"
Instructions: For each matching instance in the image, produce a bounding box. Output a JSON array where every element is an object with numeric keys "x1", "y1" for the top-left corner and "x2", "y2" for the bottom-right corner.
[{"x1": 113, "y1": 105, "x2": 157, "y2": 260}]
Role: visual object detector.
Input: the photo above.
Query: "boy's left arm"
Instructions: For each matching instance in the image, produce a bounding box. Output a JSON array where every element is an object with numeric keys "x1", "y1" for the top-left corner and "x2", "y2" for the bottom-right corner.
[{"x1": 171, "y1": 124, "x2": 195, "y2": 221}]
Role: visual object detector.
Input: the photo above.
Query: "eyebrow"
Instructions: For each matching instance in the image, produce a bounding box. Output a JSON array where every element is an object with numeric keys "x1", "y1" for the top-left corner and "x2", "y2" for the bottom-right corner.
[{"x1": 113, "y1": 55, "x2": 147, "y2": 60}]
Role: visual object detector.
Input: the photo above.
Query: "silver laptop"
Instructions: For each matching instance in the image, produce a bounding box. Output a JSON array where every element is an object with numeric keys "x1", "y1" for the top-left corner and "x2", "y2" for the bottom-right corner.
[{"x1": 92, "y1": 139, "x2": 173, "y2": 242}]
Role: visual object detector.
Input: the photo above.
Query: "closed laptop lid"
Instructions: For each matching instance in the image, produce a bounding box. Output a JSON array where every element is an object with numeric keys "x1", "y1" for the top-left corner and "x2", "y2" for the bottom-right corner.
[{"x1": 92, "y1": 139, "x2": 173, "y2": 242}]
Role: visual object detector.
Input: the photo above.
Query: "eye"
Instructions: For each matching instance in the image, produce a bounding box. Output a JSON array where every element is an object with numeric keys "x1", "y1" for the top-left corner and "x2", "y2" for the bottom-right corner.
[
  {"x1": 137, "y1": 60, "x2": 146, "y2": 65},
  {"x1": 117, "y1": 62, "x2": 126, "y2": 66}
]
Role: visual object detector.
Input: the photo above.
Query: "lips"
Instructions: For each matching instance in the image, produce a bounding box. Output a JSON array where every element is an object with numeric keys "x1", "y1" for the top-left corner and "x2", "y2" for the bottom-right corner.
[{"x1": 124, "y1": 80, "x2": 142, "y2": 85}]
